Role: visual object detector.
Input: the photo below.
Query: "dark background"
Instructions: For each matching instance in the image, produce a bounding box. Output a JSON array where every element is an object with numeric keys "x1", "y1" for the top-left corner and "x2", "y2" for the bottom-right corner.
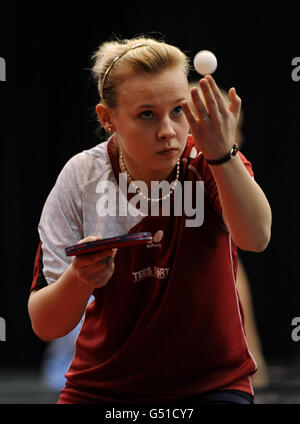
[{"x1": 1, "y1": 1, "x2": 300, "y2": 371}]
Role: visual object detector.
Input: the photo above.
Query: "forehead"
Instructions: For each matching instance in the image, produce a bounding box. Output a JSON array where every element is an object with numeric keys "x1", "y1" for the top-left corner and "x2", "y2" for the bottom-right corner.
[{"x1": 116, "y1": 67, "x2": 189, "y2": 106}]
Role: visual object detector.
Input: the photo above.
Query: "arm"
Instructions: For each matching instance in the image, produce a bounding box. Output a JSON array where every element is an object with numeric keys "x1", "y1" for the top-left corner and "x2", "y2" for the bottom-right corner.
[
  {"x1": 208, "y1": 153, "x2": 271, "y2": 251},
  {"x1": 28, "y1": 238, "x2": 117, "y2": 342},
  {"x1": 28, "y1": 153, "x2": 115, "y2": 341},
  {"x1": 182, "y1": 75, "x2": 271, "y2": 252}
]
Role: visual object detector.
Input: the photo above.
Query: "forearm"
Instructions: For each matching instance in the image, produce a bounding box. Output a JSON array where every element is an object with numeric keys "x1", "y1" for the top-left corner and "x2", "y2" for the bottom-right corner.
[
  {"x1": 28, "y1": 265, "x2": 94, "y2": 341},
  {"x1": 209, "y1": 154, "x2": 272, "y2": 251}
]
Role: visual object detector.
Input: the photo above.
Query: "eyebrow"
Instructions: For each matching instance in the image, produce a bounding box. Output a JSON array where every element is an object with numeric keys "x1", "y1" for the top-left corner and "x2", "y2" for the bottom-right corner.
[{"x1": 136, "y1": 98, "x2": 186, "y2": 109}]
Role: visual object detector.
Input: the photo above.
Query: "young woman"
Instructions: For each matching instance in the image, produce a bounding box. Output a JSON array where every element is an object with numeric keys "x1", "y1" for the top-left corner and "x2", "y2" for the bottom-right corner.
[{"x1": 28, "y1": 36, "x2": 272, "y2": 404}]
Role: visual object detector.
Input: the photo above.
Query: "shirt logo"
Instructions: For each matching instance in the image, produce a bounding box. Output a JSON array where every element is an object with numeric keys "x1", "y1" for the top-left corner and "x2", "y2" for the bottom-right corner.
[
  {"x1": 146, "y1": 230, "x2": 163, "y2": 249},
  {"x1": 132, "y1": 265, "x2": 170, "y2": 282}
]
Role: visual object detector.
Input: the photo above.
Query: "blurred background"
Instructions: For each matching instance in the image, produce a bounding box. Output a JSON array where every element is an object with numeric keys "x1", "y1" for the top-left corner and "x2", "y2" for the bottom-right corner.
[{"x1": 1, "y1": 0, "x2": 300, "y2": 404}]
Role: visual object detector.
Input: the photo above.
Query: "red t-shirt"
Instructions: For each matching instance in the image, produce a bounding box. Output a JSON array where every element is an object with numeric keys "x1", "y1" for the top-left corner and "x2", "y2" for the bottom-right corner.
[{"x1": 32, "y1": 136, "x2": 256, "y2": 403}]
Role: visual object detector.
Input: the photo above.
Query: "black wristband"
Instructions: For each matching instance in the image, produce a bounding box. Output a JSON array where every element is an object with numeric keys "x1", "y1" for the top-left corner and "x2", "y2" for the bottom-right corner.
[{"x1": 205, "y1": 144, "x2": 239, "y2": 165}]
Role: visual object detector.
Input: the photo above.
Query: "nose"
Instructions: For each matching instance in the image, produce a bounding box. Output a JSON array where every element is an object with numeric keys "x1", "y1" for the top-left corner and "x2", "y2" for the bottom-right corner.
[{"x1": 157, "y1": 117, "x2": 176, "y2": 142}]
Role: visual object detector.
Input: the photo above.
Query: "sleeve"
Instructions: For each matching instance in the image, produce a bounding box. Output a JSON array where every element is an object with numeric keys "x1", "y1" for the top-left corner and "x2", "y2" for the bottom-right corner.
[
  {"x1": 238, "y1": 151, "x2": 254, "y2": 178},
  {"x1": 30, "y1": 241, "x2": 48, "y2": 292},
  {"x1": 35, "y1": 155, "x2": 85, "y2": 287}
]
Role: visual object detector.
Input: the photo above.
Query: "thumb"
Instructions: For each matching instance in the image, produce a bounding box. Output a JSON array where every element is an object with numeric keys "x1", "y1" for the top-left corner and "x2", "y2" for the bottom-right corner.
[{"x1": 77, "y1": 235, "x2": 98, "y2": 244}]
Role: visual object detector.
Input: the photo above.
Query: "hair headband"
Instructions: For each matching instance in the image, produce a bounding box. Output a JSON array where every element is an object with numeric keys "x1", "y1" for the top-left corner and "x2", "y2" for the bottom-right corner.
[{"x1": 101, "y1": 43, "x2": 151, "y2": 101}]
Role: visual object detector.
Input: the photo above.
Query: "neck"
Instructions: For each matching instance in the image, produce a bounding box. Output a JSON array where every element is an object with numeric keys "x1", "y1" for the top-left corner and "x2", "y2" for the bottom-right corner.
[
  {"x1": 119, "y1": 153, "x2": 177, "y2": 183},
  {"x1": 119, "y1": 153, "x2": 176, "y2": 186},
  {"x1": 119, "y1": 150, "x2": 180, "y2": 202}
]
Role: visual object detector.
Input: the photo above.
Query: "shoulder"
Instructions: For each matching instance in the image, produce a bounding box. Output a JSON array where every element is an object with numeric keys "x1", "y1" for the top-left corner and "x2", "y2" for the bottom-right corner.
[
  {"x1": 55, "y1": 141, "x2": 112, "y2": 192},
  {"x1": 41, "y1": 141, "x2": 113, "y2": 215}
]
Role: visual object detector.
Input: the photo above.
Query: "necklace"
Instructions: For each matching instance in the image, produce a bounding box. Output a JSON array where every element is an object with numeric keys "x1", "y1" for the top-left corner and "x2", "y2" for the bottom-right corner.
[{"x1": 119, "y1": 150, "x2": 180, "y2": 202}]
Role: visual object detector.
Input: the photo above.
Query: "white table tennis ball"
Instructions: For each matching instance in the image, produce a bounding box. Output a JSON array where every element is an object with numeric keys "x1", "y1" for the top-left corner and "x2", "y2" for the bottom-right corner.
[{"x1": 193, "y1": 50, "x2": 217, "y2": 75}]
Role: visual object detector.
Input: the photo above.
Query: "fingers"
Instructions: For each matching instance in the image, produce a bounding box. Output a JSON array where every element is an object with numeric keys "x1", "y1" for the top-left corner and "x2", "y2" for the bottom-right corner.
[
  {"x1": 72, "y1": 235, "x2": 118, "y2": 266},
  {"x1": 228, "y1": 87, "x2": 242, "y2": 119},
  {"x1": 181, "y1": 100, "x2": 205, "y2": 139},
  {"x1": 205, "y1": 75, "x2": 241, "y2": 121},
  {"x1": 181, "y1": 100, "x2": 196, "y2": 128},
  {"x1": 188, "y1": 76, "x2": 241, "y2": 124},
  {"x1": 202, "y1": 75, "x2": 227, "y2": 116},
  {"x1": 184, "y1": 75, "x2": 242, "y2": 158},
  {"x1": 184, "y1": 76, "x2": 223, "y2": 125},
  {"x1": 71, "y1": 235, "x2": 118, "y2": 289},
  {"x1": 101, "y1": 248, "x2": 118, "y2": 265},
  {"x1": 199, "y1": 76, "x2": 220, "y2": 118},
  {"x1": 190, "y1": 87, "x2": 208, "y2": 119},
  {"x1": 72, "y1": 247, "x2": 118, "y2": 289},
  {"x1": 73, "y1": 247, "x2": 116, "y2": 266}
]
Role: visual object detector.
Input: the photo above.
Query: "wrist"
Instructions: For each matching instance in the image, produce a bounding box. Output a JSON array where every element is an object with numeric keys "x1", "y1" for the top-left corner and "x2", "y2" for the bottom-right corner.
[{"x1": 205, "y1": 144, "x2": 239, "y2": 166}]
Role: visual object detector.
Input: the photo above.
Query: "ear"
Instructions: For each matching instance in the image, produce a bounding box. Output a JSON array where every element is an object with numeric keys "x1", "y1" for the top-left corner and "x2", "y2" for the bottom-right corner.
[{"x1": 96, "y1": 104, "x2": 115, "y2": 133}]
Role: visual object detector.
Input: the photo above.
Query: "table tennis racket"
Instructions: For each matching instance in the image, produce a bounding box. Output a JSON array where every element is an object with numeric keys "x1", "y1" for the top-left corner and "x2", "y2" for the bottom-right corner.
[{"x1": 65, "y1": 232, "x2": 153, "y2": 256}]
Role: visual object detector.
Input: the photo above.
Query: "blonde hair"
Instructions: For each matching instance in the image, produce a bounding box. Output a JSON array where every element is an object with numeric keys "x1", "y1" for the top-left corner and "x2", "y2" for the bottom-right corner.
[{"x1": 92, "y1": 36, "x2": 190, "y2": 108}]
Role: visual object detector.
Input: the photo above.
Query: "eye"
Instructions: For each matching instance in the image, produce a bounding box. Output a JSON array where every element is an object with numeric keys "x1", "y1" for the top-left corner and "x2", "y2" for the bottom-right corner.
[
  {"x1": 140, "y1": 110, "x2": 154, "y2": 120},
  {"x1": 172, "y1": 106, "x2": 183, "y2": 116}
]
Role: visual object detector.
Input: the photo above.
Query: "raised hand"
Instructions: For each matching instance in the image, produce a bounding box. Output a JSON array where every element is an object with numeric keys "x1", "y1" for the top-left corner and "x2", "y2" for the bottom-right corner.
[{"x1": 182, "y1": 75, "x2": 241, "y2": 161}]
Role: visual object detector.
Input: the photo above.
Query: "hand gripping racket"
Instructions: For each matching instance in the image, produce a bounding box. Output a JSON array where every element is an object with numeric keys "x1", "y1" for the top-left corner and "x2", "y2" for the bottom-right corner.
[{"x1": 65, "y1": 232, "x2": 153, "y2": 257}]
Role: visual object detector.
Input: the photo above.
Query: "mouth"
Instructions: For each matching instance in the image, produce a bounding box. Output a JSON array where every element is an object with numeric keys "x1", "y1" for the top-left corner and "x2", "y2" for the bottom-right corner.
[{"x1": 157, "y1": 148, "x2": 178, "y2": 155}]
